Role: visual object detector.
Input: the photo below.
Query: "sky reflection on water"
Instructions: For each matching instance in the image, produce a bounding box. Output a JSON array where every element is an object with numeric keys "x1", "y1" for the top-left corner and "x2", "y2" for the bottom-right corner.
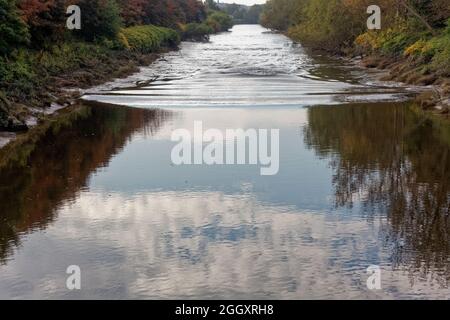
[{"x1": 0, "y1": 25, "x2": 449, "y2": 299}]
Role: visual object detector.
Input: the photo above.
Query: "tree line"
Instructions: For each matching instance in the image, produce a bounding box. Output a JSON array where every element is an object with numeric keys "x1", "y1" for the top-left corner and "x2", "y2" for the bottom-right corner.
[
  {"x1": 260, "y1": 0, "x2": 450, "y2": 76},
  {"x1": 0, "y1": 0, "x2": 233, "y2": 130},
  {"x1": 260, "y1": 0, "x2": 449, "y2": 46},
  {"x1": 1, "y1": 0, "x2": 233, "y2": 56},
  {"x1": 221, "y1": 3, "x2": 264, "y2": 25}
]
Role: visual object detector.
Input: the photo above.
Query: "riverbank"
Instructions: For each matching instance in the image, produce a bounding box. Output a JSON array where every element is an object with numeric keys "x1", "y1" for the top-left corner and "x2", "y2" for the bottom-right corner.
[
  {"x1": 291, "y1": 32, "x2": 450, "y2": 114},
  {"x1": 0, "y1": 0, "x2": 233, "y2": 133},
  {"x1": 0, "y1": 25, "x2": 179, "y2": 132},
  {"x1": 298, "y1": 45, "x2": 450, "y2": 116},
  {"x1": 1, "y1": 24, "x2": 450, "y2": 300},
  {"x1": 260, "y1": 0, "x2": 450, "y2": 114},
  {"x1": 358, "y1": 55, "x2": 450, "y2": 114},
  {"x1": 0, "y1": 46, "x2": 170, "y2": 125},
  {"x1": 0, "y1": 47, "x2": 171, "y2": 146}
]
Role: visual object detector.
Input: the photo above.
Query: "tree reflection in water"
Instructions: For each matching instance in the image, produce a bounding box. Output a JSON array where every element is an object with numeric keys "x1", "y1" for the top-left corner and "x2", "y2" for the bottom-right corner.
[
  {"x1": 0, "y1": 102, "x2": 172, "y2": 263},
  {"x1": 304, "y1": 102, "x2": 450, "y2": 284}
]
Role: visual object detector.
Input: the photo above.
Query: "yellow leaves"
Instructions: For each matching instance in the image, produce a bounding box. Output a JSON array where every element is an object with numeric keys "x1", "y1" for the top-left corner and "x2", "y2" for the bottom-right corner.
[
  {"x1": 355, "y1": 31, "x2": 380, "y2": 50},
  {"x1": 355, "y1": 19, "x2": 413, "y2": 54},
  {"x1": 404, "y1": 40, "x2": 426, "y2": 57},
  {"x1": 178, "y1": 23, "x2": 187, "y2": 32},
  {"x1": 117, "y1": 32, "x2": 131, "y2": 50},
  {"x1": 121, "y1": 26, "x2": 180, "y2": 53}
]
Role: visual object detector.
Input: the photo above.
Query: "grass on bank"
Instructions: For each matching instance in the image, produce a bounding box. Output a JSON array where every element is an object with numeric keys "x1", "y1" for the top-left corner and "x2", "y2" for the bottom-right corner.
[
  {"x1": 0, "y1": 25, "x2": 180, "y2": 104},
  {"x1": 120, "y1": 25, "x2": 180, "y2": 52},
  {"x1": 355, "y1": 18, "x2": 450, "y2": 77},
  {"x1": 0, "y1": 9, "x2": 234, "y2": 106},
  {"x1": 266, "y1": 0, "x2": 450, "y2": 79}
]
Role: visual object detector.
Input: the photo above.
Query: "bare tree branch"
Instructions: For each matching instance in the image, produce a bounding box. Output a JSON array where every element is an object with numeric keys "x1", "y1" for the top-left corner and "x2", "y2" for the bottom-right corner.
[{"x1": 399, "y1": 0, "x2": 437, "y2": 35}]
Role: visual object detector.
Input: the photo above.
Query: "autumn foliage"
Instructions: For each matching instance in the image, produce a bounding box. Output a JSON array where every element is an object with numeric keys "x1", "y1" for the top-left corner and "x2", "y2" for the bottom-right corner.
[
  {"x1": 1, "y1": 0, "x2": 208, "y2": 53},
  {"x1": 0, "y1": 0, "x2": 232, "y2": 129}
]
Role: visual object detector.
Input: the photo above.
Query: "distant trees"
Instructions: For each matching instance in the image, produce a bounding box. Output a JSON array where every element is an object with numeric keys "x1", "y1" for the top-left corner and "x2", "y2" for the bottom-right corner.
[
  {"x1": 181, "y1": 8, "x2": 233, "y2": 41},
  {"x1": 261, "y1": 0, "x2": 450, "y2": 52},
  {"x1": 287, "y1": 0, "x2": 366, "y2": 49},
  {"x1": 260, "y1": 0, "x2": 300, "y2": 31},
  {"x1": 117, "y1": 0, "x2": 206, "y2": 28},
  {"x1": 205, "y1": 0, "x2": 218, "y2": 11},
  {"x1": 222, "y1": 4, "x2": 263, "y2": 24},
  {"x1": 261, "y1": 0, "x2": 450, "y2": 34},
  {"x1": 207, "y1": 11, "x2": 233, "y2": 32},
  {"x1": 260, "y1": 0, "x2": 450, "y2": 74},
  {"x1": 246, "y1": 5, "x2": 263, "y2": 24}
]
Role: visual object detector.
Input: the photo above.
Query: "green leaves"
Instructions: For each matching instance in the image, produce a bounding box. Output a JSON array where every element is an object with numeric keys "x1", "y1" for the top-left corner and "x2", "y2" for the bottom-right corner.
[
  {"x1": 0, "y1": 0, "x2": 30, "y2": 56},
  {"x1": 183, "y1": 23, "x2": 214, "y2": 41},
  {"x1": 206, "y1": 11, "x2": 233, "y2": 32},
  {"x1": 76, "y1": 0, "x2": 123, "y2": 42},
  {"x1": 121, "y1": 25, "x2": 180, "y2": 53}
]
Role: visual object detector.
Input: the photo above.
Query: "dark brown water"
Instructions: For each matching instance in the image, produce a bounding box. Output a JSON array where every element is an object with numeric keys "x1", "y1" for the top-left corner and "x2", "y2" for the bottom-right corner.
[{"x1": 0, "y1": 25, "x2": 449, "y2": 299}]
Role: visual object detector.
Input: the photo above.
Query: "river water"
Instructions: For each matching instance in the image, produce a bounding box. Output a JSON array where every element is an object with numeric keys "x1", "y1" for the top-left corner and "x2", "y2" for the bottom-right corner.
[{"x1": 0, "y1": 25, "x2": 449, "y2": 299}]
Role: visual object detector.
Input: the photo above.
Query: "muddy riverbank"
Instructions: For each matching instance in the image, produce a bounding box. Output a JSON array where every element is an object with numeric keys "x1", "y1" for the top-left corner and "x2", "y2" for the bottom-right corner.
[
  {"x1": 359, "y1": 55, "x2": 450, "y2": 113},
  {"x1": 0, "y1": 47, "x2": 174, "y2": 147},
  {"x1": 0, "y1": 47, "x2": 171, "y2": 133},
  {"x1": 297, "y1": 45, "x2": 450, "y2": 114}
]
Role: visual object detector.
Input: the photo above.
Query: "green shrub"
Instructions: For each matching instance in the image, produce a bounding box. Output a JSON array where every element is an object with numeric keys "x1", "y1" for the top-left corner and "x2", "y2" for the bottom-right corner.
[
  {"x1": 355, "y1": 19, "x2": 429, "y2": 57},
  {"x1": 0, "y1": 24, "x2": 181, "y2": 104},
  {"x1": 446, "y1": 18, "x2": 450, "y2": 35},
  {"x1": 116, "y1": 32, "x2": 131, "y2": 50},
  {"x1": 183, "y1": 23, "x2": 213, "y2": 40},
  {"x1": 0, "y1": 42, "x2": 113, "y2": 102},
  {"x1": 0, "y1": 0, "x2": 29, "y2": 56},
  {"x1": 121, "y1": 25, "x2": 180, "y2": 53},
  {"x1": 380, "y1": 32, "x2": 419, "y2": 56},
  {"x1": 403, "y1": 19, "x2": 450, "y2": 76},
  {"x1": 207, "y1": 11, "x2": 233, "y2": 32},
  {"x1": 428, "y1": 35, "x2": 450, "y2": 76},
  {"x1": 432, "y1": 21, "x2": 450, "y2": 75},
  {"x1": 76, "y1": 0, "x2": 123, "y2": 42},
  {"x1": 0, "y1": 51, "x2": 37, "y2": 100},
  {"x1": 287, "y1": 0, "x2": 367, "y2": 52}
]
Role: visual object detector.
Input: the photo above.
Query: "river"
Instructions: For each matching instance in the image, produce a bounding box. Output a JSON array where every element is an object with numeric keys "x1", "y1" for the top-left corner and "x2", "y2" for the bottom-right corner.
[{"x1": 0, "y1": 25, "x2": 449, "y2": 299}]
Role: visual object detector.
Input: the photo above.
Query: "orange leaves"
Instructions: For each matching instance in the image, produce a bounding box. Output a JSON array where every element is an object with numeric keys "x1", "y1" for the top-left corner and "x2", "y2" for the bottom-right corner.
[
  {"x1": 18, "y1": 0, "x2": 55, "y2": 22},
  {"x1": 118, "y1": 0, "x2": 146, "y2": 26}
]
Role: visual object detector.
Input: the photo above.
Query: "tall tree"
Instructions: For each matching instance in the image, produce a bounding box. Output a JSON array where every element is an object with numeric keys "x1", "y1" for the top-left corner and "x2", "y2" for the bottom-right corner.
[
  {"x1": 76, "y1": 0, "x2": 122, "y2": 41},
  {"x1": 399, "y1": 0, "x2": 436, "y2": 34},
  {"x1": 118, "y1": 0, "x2": 146, "y2": 26},
  {"x1": 18, "y1": 0, "x2": 68, "y2": 45},
  {"x1": 0, "y1": 0, "x2": 29, "y2": 55}
]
